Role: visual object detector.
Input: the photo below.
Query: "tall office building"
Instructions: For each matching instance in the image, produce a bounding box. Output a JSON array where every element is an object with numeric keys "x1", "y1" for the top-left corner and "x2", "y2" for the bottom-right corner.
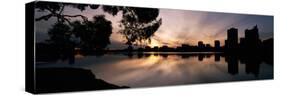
[
  {"x1": 214, "y1": 40, "x2": 220, "y2": 49},
  {"x1": 198, "y1": 41, "x2": 204, "y2": 49},
  {"x1": 225, "y1": 27, "x2": 238, "y2": 49},
  {"x1": 244, "y1": 25, "x2": 261, "y2": 49}
]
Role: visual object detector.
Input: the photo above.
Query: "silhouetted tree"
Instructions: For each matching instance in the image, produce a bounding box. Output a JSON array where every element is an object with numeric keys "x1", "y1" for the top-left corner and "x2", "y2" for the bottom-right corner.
[
  {"x1": 47, "y1": 22, "x2": 71, "y2": 46},
  {"x1": 101, "y1": 5, "x2": 162, "y2": 48},
  {"x1": 72, "y1": 15, "x2": 112, "y2": 51},
  {"x1": 35, "y1": 2, "x2": 99, "y2": 23},
  {"x1": 35, "y1": 2, "x2": 112, "y2": 52},
  {"x1": 121, "y1": 7, "x2": 162, "y2": 47},
  {"x1": 35, "y1": 2, "x2": 162, "y2": 52},
  {"x1": 46, "y1": 22, "x2": 75, "y2": 61}
]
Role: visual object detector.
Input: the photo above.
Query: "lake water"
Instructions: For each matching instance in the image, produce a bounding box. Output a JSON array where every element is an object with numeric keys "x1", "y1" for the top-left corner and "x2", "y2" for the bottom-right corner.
[{"x1": 37, "y1": 52, "x2": 273, "y2": 87}]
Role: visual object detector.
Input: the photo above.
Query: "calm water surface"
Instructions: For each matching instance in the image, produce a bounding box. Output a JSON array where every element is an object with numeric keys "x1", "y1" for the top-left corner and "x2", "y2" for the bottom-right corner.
[{"x1": 37, "y1": 52, "x2": 273, "y2": 87}]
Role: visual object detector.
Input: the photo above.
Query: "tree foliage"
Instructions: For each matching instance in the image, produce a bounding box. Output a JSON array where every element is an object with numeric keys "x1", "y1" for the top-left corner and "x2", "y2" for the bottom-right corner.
[
  {"x1": 35, "y1": 1, "x2": 162, "y2": 50},
  {"x1": 120, "y1": 7, "x2": 162, "y2": 46},
  {"x1": 46, "y1": 22, "x2": 75, "y2": 59},
  {"x1": 72, "y1": 15, "x2": 112, "y2": 50},
  {"x1": 47, "y1": 22, "x2": 71, "y2": 46},
  {"x1": 101, "y1": 6, "x2": 162, "y2": 46},
  {"x1": 35, "y1": 2, "x2": 99, "y2": 23}
]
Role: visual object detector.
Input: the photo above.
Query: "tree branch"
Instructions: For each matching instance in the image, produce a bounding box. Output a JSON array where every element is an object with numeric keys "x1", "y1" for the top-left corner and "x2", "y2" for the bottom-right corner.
[
  {"x1": 63, "y1": 15, "x2": 88, "y2": 22},
  {"x1": 35, "y1": 14, "x2": 54, "y2": 21},
  {"x1": 59, "y1": 4, "x2": 65, "y2": 15}
]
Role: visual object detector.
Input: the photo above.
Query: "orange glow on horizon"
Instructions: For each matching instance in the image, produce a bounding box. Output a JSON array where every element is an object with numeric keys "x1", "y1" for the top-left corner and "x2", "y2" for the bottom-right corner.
[{"x1": 148, "y1": 38, "x2": 162, "y2": 48}]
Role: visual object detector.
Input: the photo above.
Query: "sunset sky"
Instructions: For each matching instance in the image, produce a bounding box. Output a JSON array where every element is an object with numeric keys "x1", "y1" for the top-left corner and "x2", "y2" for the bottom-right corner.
[{"x1": 35, "y1": 5, "x2": 273, "y2": 49}]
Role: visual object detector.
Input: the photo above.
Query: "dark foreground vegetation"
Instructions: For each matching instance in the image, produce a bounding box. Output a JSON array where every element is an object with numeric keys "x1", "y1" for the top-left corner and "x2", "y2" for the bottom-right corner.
[{"x1": 35, "y1": 68, "x2": 129, "y2": 93}]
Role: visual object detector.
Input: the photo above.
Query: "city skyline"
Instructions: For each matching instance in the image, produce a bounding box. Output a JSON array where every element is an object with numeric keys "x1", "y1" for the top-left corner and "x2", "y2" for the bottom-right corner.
[{"x1": 35, "y1": 4, "x2": 273, "y2": 49}]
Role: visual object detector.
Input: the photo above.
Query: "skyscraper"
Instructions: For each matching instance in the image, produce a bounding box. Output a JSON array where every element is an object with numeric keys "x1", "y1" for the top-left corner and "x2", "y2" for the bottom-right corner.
[
  {"x1": 225, "y1": 27, "x2": 238, "y2": 49},
  {"x1": 245, "y1": 25, "x2": 259, "y2": 41},
  {"x1": 214, "y1": 40, "x2": 220, "y2": 49},
  {"x1": 198, "y1": 41, "x2": 204, "y2": 49},
  {"x1": 244, "y1": 25, "x2": 261, "y2": 50}
]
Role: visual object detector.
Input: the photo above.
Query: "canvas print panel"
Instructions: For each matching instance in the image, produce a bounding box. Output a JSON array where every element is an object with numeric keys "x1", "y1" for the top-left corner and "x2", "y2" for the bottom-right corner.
[{"x1": 30, "y1": 1, "x2": 273, "y2": 93}]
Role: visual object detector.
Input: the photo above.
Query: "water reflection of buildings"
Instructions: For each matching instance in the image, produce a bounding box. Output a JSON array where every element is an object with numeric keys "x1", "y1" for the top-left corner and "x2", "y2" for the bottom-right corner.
[
  {"x1": 225, "y1": 56, "x2": 239, "y2": 75},
  {"x1": 132, "y1": 53, "x2": 265, "y2": 77},
  {"x1": 225, "y1": 54, "x2": 265, "y2": 77},
  {"x1": 214, "y1": 54, "x2": 220, "y2": 62},
  {"x1": 239, "y1": 55, "x2": 261, "y2": 77}
]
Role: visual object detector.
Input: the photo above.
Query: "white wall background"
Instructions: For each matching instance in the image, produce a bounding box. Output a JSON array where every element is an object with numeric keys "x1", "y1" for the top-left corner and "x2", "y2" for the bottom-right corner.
[{"x1": 0, "y1": 0, "x2": 280, "y2": 95}]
